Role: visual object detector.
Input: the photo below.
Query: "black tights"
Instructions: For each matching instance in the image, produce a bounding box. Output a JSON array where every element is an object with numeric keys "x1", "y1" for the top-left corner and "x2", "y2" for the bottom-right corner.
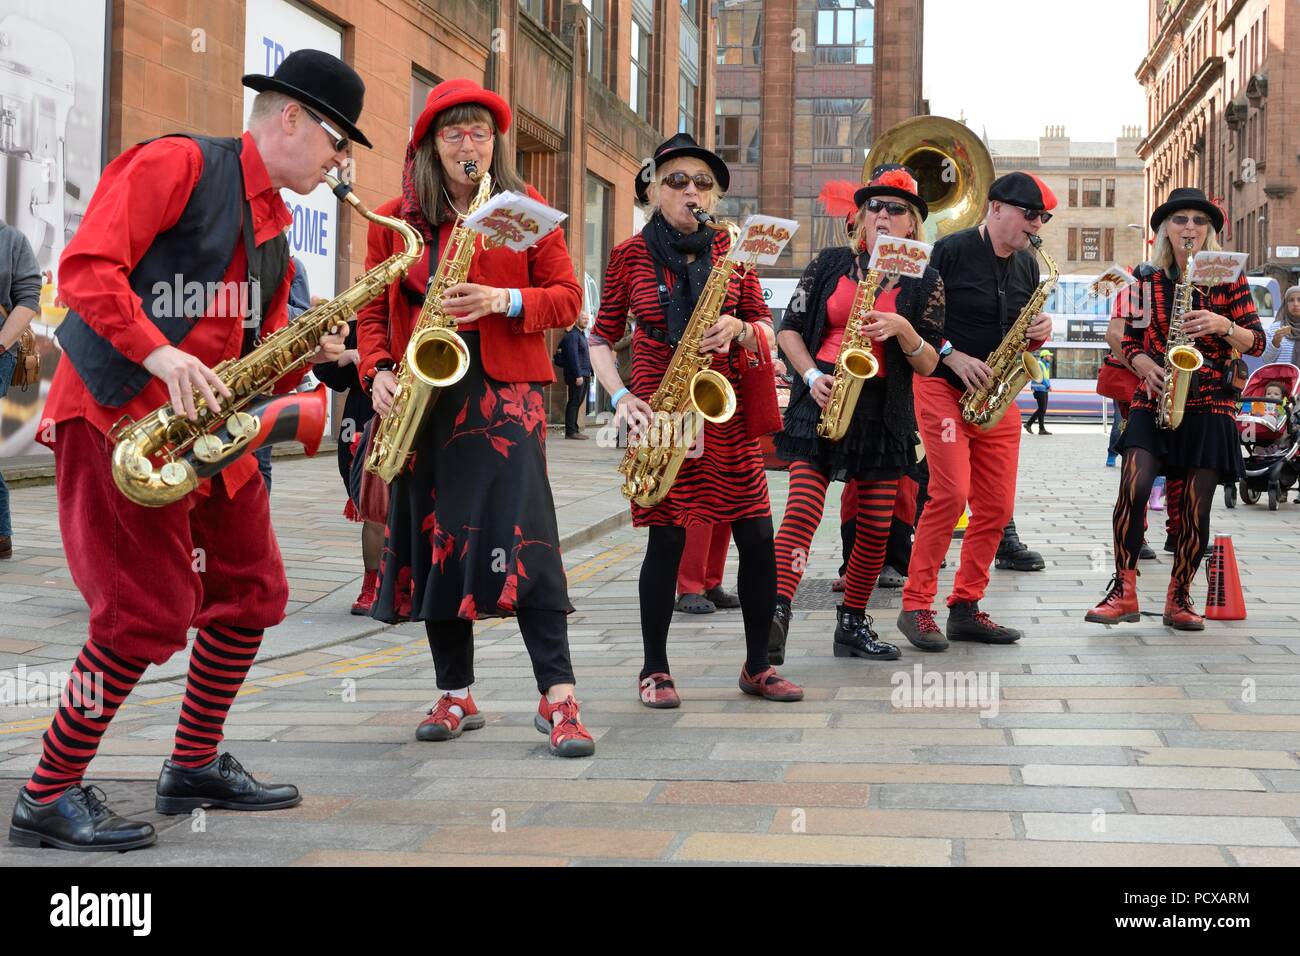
[
  {"x1": 639, "y1": 517, "x2": 776, "y2": 680},
  {"x1": 1113, "y1": 448, "x2": 1217, "y2": 588}
]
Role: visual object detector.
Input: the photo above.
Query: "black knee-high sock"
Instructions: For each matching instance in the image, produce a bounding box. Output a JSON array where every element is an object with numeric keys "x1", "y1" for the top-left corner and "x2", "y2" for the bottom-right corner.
[
  {"x1": 1113, "y1": 449, "x2": 1160, "y2": 570},
  {"x1": 732, "y1": 515, "x2": 777, "y2": 674},
  {"x1": 639, "y1": 525, "x2": 687, "y2": 679}
]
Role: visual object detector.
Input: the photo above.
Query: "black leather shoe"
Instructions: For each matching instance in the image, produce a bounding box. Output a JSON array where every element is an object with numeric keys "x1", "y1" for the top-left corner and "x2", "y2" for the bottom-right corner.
[
  {"x1": 769, "y1": 602, "x2": 791, "y2": 665},
  {"x1": 833, "y1": 604, "x2": 900, "y2": 660},
  {"x1": 155, "y1": 753, "x2": 301, "y2": 814},
  {"x1": 704, "y1": 586, "x2": 741, "y2": 609},
  {"x1": 9, "y1": 785, "x2": 156, "y2": 852},
  {"x1": 946, "y1": 600, "x2": 1022, "y2": 644},
  {"x1": 1163, "y1": 534, "x2": 1177, "y2": 554}
]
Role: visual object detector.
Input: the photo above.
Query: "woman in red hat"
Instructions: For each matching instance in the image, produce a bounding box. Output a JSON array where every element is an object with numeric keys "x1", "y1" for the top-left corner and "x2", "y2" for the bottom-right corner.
[
  {"x1": 356, "y1": 78, "x2": 594, "y2": 757},
  {"x1": 588, "y1": 133, "x2": 803, "y2": 708},
  {"x1": 1087, "y1": 187, "x2": 1264, "y2": 630},
  {"x1": 769, "y1": 166, "x2": 944, "y2": 664}
]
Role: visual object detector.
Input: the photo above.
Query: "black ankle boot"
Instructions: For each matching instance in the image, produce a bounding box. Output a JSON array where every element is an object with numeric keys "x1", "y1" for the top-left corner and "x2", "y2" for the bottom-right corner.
[
  {"x1": 995, "y1": 520, "x2": 1045, "y2": 571},
  {"x1": 769, "y1": 602, "x2": 791, "y2": 665},
  {"x1": 946, "y1": 600, "x2": 1022, "y2": 644},
  {"x1": 833, "y1": 604, "x2": 900, "y2": 660},
  {"x1": 156, "y1": 753, "x2": 301, "y2": 814},
  {"x1": 9, "y1": 785, "x2": 156, "y2": 852}
]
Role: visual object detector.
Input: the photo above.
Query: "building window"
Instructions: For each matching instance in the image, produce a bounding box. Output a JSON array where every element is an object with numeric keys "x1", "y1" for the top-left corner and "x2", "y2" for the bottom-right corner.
[
  {"x1": 630, "y1": 15, "x2": 651, "y2": 119},
  {"x1": 1104, "y1": 227, "x2": 1114, "y2": 261},
  {"x1": 715, "y1": 98, "x2": 760, "y2": 164},
  {"x1": 584, "y1": 174, "x2": 610, "y2": 315},
  {"x1": 681, "y1": 0, "x2": 699, "y2": 22},
  {"x1": 1104, "y1": 177, "x2": 1116, "y2": 208},
  {"x1": 793, "y1": 97, "x2": 872, "y2": 164},
  {"x1": 1067, "y1": 227, "x2": 1078, "y2": 260},
  {"x1": 519, "y1": 0, "x2": 543, "y2": 20},
  {"x1": 410, "y1": 69, "x2": 440, "y2": 137},
  {"x1": 1082, "y1": 178, "x2": 1102, "y2": 207},
  {"x1": 583, "y1": 1, "x2": 606, "y2": 84},
  {"x1": 1068, "y1": 178, "x2": 1078, "y2": 207},
  {"x1": 717, "y1": 1, "x2": 761, "y2": 65},
  {"x1": 679, "y1": 74, "x2": 697, "y2": 136},
  {"x1": 800, "y1": 0, "x2": 874, "y2": 66}
]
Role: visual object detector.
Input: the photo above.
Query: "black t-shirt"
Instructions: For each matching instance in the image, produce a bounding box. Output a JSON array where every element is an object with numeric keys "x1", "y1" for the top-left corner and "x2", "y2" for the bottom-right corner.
[{"x1": 930, "y1": 226, "x2": 1040, "y2": 392}]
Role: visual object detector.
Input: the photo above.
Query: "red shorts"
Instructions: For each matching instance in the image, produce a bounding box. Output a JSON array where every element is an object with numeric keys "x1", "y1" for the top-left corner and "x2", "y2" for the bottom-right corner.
[{"x1": 54, "y1": 417, "x2": 289, "y2": 664}]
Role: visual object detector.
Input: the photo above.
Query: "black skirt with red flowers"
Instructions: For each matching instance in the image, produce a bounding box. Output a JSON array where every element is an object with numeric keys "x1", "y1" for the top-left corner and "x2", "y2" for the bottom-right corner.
[{"x1": 371, "y1": 331, "x2": 572, "y2": 624}]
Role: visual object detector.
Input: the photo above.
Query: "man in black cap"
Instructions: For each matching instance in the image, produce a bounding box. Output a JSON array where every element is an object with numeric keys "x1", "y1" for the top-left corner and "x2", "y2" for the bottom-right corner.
[
  {"x1": 898, "y1": 171, "x2": 1056, "y2": 651},
  {"x1": 9, "y1": 50, "x2": 364, "y2": 853}
]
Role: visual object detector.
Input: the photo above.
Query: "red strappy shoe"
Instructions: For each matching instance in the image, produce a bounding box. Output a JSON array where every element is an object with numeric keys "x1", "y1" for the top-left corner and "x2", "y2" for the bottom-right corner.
[
  {"x1": 534, "y1": 695, "x2": 596, "y2": 758},
  {"x1": 416, "y1": 691, "x2": 485, "y2": 742},
  {"x1": 739, "y1": 666, "x2": 805, "y2": 702},
  {"x1": 638, "y1": 672, "x2": 681, "y2": 709}
]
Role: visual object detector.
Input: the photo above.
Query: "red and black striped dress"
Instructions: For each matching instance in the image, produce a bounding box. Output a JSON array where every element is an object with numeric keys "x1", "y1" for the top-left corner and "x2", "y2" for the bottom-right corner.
[{"x1": 592, "y1": 230, "x2": 772, "y2": 528}]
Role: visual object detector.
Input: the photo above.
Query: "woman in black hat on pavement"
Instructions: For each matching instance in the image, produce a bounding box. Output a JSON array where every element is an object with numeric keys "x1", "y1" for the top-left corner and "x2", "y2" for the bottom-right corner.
[
  {"x1": 769, "y1": 165, "x2": 944, "y2": 664},
  {"x1": 1087, "y1": 187, "x2": 1264, "y2": 630},
  {"x1": 588, "y1": 133, "x2": 804, "y2": 709}
]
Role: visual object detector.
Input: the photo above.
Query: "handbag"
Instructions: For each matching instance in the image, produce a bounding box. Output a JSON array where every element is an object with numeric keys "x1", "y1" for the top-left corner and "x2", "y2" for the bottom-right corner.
[
  {"x1": 349, "y1": 419, "x2": 391, "y2": 525},
  {"x1": 1095, "y1": 354, "x2": 1139, "y2": 403},
  {"x1": 734, "y1": 323, "x2": 783, "y2": 440},
  {"x1": 6, "y1": 324, "x2": 40, "y2": 391}
]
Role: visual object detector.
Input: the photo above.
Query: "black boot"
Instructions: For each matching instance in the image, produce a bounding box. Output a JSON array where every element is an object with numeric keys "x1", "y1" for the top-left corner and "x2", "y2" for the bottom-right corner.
[
  {"x1": 946, "y1": 600, "x2": 1022, "y2": 644},
  {"x1": 995, "y1": 519, "x2": 1045, "y2": 571},
  {"x1": 9, "y1": 785, "x2": 156, "y2": 852},
  {"x1": 833, "y1": 604, "x2": 900, "y2": 660},
  {"x1": 155, "y1": 753, "x2": 301, "y2": 814},
  {"x1": 769, "y1": 601, "x2": 791, "y2": 666}
]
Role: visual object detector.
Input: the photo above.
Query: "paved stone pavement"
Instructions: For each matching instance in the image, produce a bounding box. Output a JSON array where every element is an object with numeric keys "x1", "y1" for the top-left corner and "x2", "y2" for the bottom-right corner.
[{"x1": 2, "y1": 424, "x2": 1300, "y2": 867}]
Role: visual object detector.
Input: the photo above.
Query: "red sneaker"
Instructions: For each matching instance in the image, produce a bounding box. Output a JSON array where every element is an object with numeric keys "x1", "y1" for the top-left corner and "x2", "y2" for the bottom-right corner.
[
  {"x1": 351, "y1": 571, "x2": 378, "y2": 616},
  {"x1": 739, "y1": 666, "x2": 804, "y2": 702},
  {"x1": 1163, "y1": 581, "x2": 1204, "y2": 631},
  {"x1": 1086, "y1": 570, "x2": 1140, "y2": 624},
  {"x1": 534, "y1": 695, "x2": 596, "y2": 758},
  {"x1": 416, "y1": 691, "x2": 485, "y2": 741},
  {"x1": 638, "y1": 672, "x2": 681, "y2": 709}
]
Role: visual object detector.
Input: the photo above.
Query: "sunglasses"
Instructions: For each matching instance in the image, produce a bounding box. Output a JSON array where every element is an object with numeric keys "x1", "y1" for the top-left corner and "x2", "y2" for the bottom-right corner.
[
  {"x1": 866, "y1": 199, "x2": 912, "y2": 217},
  {"x1": 299, "y1": 106, "x2": 349, "y2": 153},
  {"x1": 1004, "y1": 203, "x2": 1053, "y2": 224},
  {"x1": 661, "y1": 171, "x2": 715, "y2": 191},
  {"x1": 438, "y1": 126, "x2": 494, "y2": 145},
  {"x1": 1169, "y1": 214, "x2": 1211, "y2": 227}
]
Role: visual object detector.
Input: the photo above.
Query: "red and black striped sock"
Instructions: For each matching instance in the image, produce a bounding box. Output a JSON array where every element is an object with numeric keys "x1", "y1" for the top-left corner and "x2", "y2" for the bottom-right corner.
[
  {"x1": 170, "y1": 624, "x2": 264, "y2": 768},
  {"x1": 26, "y1": 638, "x2": 149, "y2": 802},
  {"x1": 774, "y1": 461, "x2": 830, "y2": 603},
  {"x1": 843, "y1": 479, "x2": 899, "y2": 610}
]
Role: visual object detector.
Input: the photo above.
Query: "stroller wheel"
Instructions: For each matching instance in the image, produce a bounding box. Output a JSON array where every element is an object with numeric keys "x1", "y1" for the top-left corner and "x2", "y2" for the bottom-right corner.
[
  {"x1": 1268, "y1": 485, "x2": 1280, "y2": 511},
  {"x1": 1241, "y1": 482, "x2": 1260, "y2": 506},
  {"x1": 1224, "y1": 484, "x2": 1237, "y2": 509}
]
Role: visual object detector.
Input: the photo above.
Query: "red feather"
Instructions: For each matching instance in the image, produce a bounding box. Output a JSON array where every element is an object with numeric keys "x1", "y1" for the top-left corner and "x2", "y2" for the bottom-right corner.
[{"x1": 817, "y1": 180, "x2": 860, "y2": 218}]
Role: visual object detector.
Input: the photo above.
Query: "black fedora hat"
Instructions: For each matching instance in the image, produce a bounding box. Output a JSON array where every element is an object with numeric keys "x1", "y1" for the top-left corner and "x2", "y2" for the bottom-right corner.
[
  {"x1": 1150, "y1": 186, "x2": 1223, "y2": 234},
  {"x1": 854, "y1": 164, "x2": 929, "y2": 221},
  {"x1": 243, "y1": 49, "x2": 372, "y2": 149},
  {"x1": 635, "y1": 133, "x2": 730, "y2": 203}
]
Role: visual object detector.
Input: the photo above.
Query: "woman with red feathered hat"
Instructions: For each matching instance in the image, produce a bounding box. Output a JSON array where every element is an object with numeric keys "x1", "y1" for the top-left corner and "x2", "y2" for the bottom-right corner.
[
  {"x1": 355, "y1": 78, "x2": 594, "y2": 758},
  {"x1": 768, "y1": 165, "x2": 945, "y2": 664}
]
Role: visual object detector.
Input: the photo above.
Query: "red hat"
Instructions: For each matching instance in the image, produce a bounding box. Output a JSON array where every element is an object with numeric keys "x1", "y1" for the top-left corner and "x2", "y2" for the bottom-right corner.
[{"x1": 411, "y1": 78, "x2": 512, "y2": 146}]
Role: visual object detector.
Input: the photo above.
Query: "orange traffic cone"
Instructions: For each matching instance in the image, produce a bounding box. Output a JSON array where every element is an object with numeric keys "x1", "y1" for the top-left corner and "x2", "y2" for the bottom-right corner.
[{"x1": 1205, "y1": 534, "x2": 1245, "y2": 621}]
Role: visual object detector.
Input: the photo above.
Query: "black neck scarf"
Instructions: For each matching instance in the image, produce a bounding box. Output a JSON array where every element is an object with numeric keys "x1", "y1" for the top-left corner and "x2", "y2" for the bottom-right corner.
[{"x1": 642, "y1": 211, "x2": 716, "y2": 343}]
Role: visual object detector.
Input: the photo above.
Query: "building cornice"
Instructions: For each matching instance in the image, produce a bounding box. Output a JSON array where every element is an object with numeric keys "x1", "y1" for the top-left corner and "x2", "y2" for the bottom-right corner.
[
  {"x1": 1137, "y1": 0, "x2": 1204, "y2": 82},
  {"x1": 1137, "y1": 55, "x2": 1222, "y2": 157}
]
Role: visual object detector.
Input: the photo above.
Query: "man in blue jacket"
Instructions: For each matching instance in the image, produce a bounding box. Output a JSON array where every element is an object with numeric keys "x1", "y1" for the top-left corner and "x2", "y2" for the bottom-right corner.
[{"x1": 556, "y1": 311, "x2": 592, "y2": 439}]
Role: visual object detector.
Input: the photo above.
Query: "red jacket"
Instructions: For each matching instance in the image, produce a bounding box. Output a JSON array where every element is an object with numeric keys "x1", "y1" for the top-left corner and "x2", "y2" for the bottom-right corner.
[{"x1": 356, "y1": 187, "x2": 580, "y2": 386}]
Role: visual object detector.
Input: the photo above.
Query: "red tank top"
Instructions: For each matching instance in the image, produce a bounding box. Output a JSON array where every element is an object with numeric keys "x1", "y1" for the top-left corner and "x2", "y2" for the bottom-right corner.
[{"x1": 815, "y1": 277, "x2": 898, "y2": 376}]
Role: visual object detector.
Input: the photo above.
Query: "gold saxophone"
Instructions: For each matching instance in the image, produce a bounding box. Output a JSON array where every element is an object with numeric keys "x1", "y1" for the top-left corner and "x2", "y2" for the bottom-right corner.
[
  {"x1": 959, "y1": 235, "x2": 1058, "y2": 431},
  {"x1": 1157, "y1": 239, "x2": 1204, "y2": 430},
  {"x1": 619, "y1": 209, "x2": 739, "y2": 507},
  {"x1": 817, "y1": 268, "x2": 881, "y2": 441},
  {"x1": 364, "y1": 162, "x2": 482, "y2": 481},
  {"x1": 111, "y1": 174, "x2": 425, "y2": 507}
]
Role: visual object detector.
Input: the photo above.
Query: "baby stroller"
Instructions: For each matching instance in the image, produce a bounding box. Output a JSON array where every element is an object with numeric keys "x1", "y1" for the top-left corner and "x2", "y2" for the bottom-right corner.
[{"x1": 1226, "y1": 363, "x2": 1300, "y2": 511}]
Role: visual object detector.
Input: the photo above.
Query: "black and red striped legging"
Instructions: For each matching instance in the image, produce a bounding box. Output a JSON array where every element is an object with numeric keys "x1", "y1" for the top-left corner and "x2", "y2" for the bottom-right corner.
[
  {"x1": 775, "y1": 461, "x2": 897, "y2": 611},
  {"x1": 1112, "y1": 449, "x2": 1216, "y2": 588}
]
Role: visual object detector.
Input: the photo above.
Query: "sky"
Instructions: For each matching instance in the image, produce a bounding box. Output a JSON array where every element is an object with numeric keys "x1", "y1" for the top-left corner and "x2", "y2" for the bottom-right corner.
[{"x1": 922, "y1": 0, "x2": 1149, "y2": 144}]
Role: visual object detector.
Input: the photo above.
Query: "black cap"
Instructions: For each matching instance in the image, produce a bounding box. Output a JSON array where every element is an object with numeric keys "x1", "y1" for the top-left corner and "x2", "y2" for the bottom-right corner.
[
  {"x1": 243, "y1": 49, "x2": 372, "y2": 149},
  {"x1": 1149, "y1": 187, "x2": 1224, "y2": 234},
  {"x1": 635, "y1": 133, "x2": 730, "y2": 203},
  {"x1": 989, "y1": 171, "x2": 1057, "y2": 211}
]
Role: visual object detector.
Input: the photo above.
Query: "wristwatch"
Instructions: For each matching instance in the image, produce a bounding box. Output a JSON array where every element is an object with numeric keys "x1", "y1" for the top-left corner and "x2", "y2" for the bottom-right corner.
[
  {"x1": 938, "y1": 341, "x2": 954, "y2": 358},
  {"x1": 363, "y1": 359, "x2": 396, "y2": 390}
]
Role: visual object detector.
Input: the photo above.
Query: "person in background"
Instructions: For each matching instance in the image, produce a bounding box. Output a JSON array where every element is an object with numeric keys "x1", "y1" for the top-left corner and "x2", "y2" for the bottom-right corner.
[
  {"x1": 555, "y1": 310, "x2": 593, "y2": 439},
  {"x1": 1024, "y1": 348, "x2": 1052, "y2": 435},
  {"x1": 1259, "y1": 286, "x2": 1300, "y2": 366},
  {"x1": 675, "y1": 524, "x2": 739, "y2": 613},
  {"x1": 0, "y1": 219, "x2": 42, "y2": 560},
  {"x1": 255, "y1": 254, "x2": 314, "y2": 491}
]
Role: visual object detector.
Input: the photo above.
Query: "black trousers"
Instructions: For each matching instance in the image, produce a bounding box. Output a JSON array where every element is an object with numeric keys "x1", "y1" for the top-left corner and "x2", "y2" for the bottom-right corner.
[
  {"x1": 425, "y1": 608, "x2": 574, "y2": 694},
  {"x1": 565, "y1": 381, "x2": 586, "y2": 435},
  {"x1": 1026, "y1": 391, "x2": 1049, "y2": 429}
]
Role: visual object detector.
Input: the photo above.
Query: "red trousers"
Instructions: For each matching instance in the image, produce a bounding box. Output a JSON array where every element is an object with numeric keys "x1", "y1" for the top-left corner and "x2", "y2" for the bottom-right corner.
[
  {"x1": 54, "y1": 418, "x2": 290, "y2": 664},
  {"x1": 904, "y1": 377, "x2": 1022, "y2": 611},
  {"x1": 676, "y1": 522, "x2": 731, "y2": 595}
]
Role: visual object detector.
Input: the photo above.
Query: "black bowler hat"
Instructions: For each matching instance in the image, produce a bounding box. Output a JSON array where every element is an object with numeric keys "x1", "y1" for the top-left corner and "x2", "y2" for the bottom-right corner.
[
  {"x1": 989, "y1": 171, "x2": 1057, "y2": 211},
  {"x1": 1149, "y1": 186, "x2": 1224, "y2": 234},
  {"x1": 635, "y1": 133, "x2": 730, "y2": 203},
  {"x1": 854, "y1": 164, "x2": 929, "y2": 221},
  {"x1": 242, "y1": 49, "x2": 372, "y2": 149}
]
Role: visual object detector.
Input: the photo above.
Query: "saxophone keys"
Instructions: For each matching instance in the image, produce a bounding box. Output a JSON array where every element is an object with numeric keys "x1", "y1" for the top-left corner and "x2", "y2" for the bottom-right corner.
[
  {"x1": 192, "y1": 434, "x2": 225, "y2": 463},
  {"x1": 125, "y1": 454, "x2": 153, "y2": 480},
  {"x1": 160, "y1": 461, "x2": 190, "y2": 487},
  {"x1": 227, "y1": 412, "x2": 259, "y2": 441}
]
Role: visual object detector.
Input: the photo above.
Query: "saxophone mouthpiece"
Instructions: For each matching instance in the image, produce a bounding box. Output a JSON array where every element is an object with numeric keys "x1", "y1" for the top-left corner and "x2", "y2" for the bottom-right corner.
[
  {"x1": 324, "y1": 173, "x2": 356, "y2": 205},
  {"x1": 1028, "y1": 235, "x2": 1043, "y2": 249},
  {"x1": 1182, "y1": 238, "x2": 1195, "y2": 251},
  {"x1": 691, "y1": 207, "x2": 716, "y2": 228},
  {"x1": 463, "y1": 161, "x2": 481, "y2": 183}
]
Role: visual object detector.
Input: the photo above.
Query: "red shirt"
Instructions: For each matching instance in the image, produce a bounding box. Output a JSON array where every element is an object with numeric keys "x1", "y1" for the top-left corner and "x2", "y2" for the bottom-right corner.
[
  {"x1": 815, "y1": 276, "x2": 894, "y2": 377},
  {"x1": 44, "y1": 131, "x2": 296, "y2": 496}
]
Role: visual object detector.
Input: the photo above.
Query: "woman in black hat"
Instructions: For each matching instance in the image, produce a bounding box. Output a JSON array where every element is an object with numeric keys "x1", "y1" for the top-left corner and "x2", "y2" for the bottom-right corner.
[
  {"x1": 1088, "y1": 188, "x2": 1264, "y2": 630},
  {"x1": 588, "y1": 133, "x2": 804, "y2": 708},
  {"x1": 769, "y1": 166, "x2": 944, "y2": 663}
]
